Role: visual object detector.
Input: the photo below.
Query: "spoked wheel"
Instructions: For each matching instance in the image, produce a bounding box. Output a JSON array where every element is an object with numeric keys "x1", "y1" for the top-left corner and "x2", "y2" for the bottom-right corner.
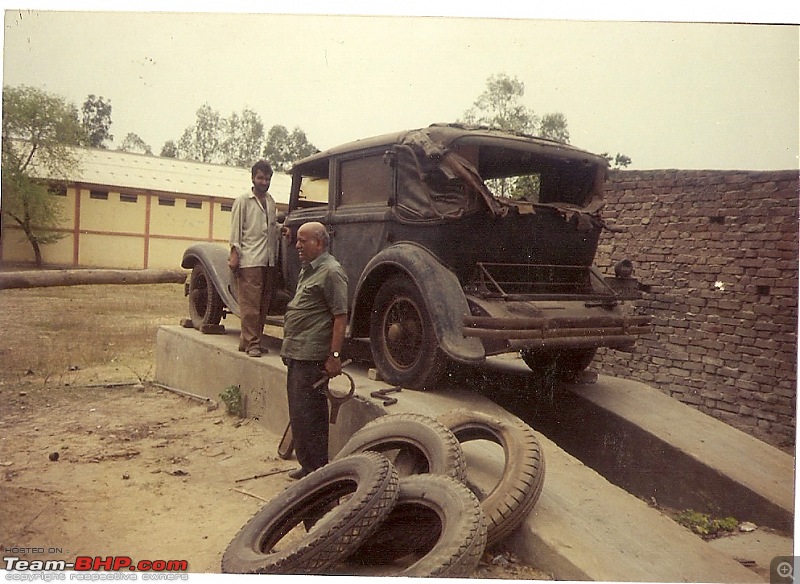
[
  {"x1": 370, "y1": 275, "x2": 447, "y2": 389},
  {"x1": 188, "y1": 264, "x2": 224, "y2": 330}
]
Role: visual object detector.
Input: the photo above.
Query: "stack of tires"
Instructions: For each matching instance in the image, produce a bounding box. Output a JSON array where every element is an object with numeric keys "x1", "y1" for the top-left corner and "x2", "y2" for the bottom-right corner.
[{"x1": 221, "y1": 410, "x2": 545, "y2": 577}]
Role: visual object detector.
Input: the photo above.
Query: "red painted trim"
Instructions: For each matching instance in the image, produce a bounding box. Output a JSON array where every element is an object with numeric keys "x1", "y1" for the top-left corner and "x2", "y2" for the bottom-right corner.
[
  {"x1": 73, "y1": 186, "x2": 82, "y2": 266},
  {"x1": 208, "y1": 200, "x2": 215, "y2": 241},
  {"x1": 143, "y1": 194, "x2": 152, "y2": 268}
]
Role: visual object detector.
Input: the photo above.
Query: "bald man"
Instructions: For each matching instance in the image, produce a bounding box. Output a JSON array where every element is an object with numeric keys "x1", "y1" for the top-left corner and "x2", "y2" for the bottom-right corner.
[{"x1": 280, "y1": 222, "x2": 348, "y2": 479}]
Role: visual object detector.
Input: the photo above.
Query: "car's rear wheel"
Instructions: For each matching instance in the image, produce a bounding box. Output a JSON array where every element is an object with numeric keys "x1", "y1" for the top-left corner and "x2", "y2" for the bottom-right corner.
[
  {"x1": 188, "y1": 264, "x2": 224, "y2": 329},
  {"x1": 369, "y1": 275, "x2": 447, "y2": 389},
  {"x1": 520, "y1": 348, "x2": 597, "y2": 381}
]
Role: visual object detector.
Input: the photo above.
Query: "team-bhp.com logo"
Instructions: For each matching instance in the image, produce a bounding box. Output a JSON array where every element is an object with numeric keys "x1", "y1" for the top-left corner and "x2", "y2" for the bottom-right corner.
[{"x1": 4, "y1": 555, "x2": 189, "y2": 580}]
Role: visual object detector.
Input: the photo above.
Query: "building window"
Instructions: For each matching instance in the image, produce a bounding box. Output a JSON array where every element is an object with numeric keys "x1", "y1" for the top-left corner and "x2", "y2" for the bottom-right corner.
[
  {"x1": 48, "y1": 184, "x2": 67, "y2": 196},
  {"x1": 221, "y1": 203, "x2": 233, "y2": 212},
  {"x1": 186, "y1": 200, "x2": 202, "y2": 209},
  {"x1": 158, "y1": 197, "x2": 176, "y2": 207},
  {"x1": 90, "y1": 190, "x2": 109, "y2": 200},
  {"x1": 120, "y1": 194, "x2": 138, "y2": 203}
]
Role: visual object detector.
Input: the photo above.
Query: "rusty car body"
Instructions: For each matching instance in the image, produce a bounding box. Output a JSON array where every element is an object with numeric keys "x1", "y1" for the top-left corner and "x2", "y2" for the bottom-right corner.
[{"x1": 182, "y1": 124, "x2": 648, "y2": 389}]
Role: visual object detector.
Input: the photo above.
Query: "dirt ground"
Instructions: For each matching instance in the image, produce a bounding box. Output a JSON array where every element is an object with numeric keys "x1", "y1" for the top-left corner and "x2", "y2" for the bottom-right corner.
[{"x1": 0, "y1": 282, "x2": 551, "y2": 579}]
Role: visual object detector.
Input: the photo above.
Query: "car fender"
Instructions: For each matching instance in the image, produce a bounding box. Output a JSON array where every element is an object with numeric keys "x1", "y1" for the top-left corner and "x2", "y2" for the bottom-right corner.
[
  {"x1": 352, "y1": 242, "x2": 485, "y2": 364},
  {"x1": 181, "y1": 243, "x2": 239, "y2": 316}
]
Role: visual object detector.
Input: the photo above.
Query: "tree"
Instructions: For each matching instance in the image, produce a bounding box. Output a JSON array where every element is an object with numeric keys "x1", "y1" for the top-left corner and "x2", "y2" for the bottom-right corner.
[
  {"x1": 286, "y1": 127, "x2": 318, "y2": 163},
  {"x1": 160, "y1": 140, "x2": 178, "y2": 158},
  {"x1": 262, "y1": 125, "x2": 318, "y2": 171},
  {"x1": 461, "y1": 73, "x2": 538, "y2": 134},
  {"x1": 220, "y1": 108, "x2": 264, "y2": 167},
  {"x1": 177, "y1": 103, "x2": 222, "y2": 163},
  {"x1": 539, "y1": 112, "x2": 570, "y2": 144},
  {"x1": 2, "y1": 85, "x2": 84, "y2": 265},
  {"x1": 600, "y1": 152, "x2": 632, "y2": 169},
  {"x1": 117, "y1": 132, "x2": 152, "y2": 155},
  {"x1": 81, "y1": 94, "x2": 113, "y2": 148},
  {"x1": 462, "y1": 73, "x2": 632, "y2": 177},
  {"x1": 166, "y1": 104, "x2": 318, "y2": 168}
]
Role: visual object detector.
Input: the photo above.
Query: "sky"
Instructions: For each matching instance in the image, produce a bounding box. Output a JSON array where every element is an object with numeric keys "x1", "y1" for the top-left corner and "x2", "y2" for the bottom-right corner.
[{"x1": 1, "y1": 3, "x2": 799, "y2": 171}]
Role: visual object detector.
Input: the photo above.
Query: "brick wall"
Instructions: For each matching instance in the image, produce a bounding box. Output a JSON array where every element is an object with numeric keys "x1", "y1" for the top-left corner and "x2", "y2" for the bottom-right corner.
[{"x1": 594, "y1": 169, "x2": 798, "y2": 449}]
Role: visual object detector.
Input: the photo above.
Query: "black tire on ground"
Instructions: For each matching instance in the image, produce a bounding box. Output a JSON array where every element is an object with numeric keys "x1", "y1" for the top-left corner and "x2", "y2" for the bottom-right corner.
[
  {"x1": 221, "y1": 452, "x2": 399, "y2": 574},
  {"x1": 369, "y1": 275, "x2": 448, "y2": 389},
  {"x1": 437, "y1": 409, "x2": 546, "y2": 548},
  {"x1": 520, "y1": 348, "x2": 597, "y2": 381},
  {"x1": 342, "y1": 474, "x2": 487, "y2": 578},
  {"x1": 334, "y1": 413, "x2": 466, "y2": 484},
  {"x1": 188, "y1": 263, "x2": 224, "y2": 330}
]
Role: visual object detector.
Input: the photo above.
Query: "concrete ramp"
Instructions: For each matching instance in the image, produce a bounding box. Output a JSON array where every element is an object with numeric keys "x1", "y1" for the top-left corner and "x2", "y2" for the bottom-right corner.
[
  {"x1": 154, "y1": 325, "x2": 776, "y2": 582},
  {"x1": 483, "y1": 356, "x2": 794, "y2": 533}
]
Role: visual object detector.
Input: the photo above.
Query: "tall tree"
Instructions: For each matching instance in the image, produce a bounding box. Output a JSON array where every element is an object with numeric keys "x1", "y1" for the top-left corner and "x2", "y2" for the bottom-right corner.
[
  {"x1": 462, "y1": 72, "x2": 632, "y2": 174},
  {"x1": 262, "y1": 125, "x2": 317, "y2": 171},
  {"x1": 539, "y1": 112, "x2": 570, "y2": 143},
  {"x1": 2, "y1": 85, "x2": 84, "y2": 265},
  {"x1": 81, "y1": 94, "x2": 113, "y2": 148},
  {"x1": 160, "y1": 140, "x2": 178, "y2": 158},
  {"x1": 286, "y1": 127, "x2": 318, "y2": 163},
  {"x1": 461, "y1": 73, "x2": 538, "y2": 134},
  {"x1": 117, "y1": 132, "x2": 152, "y2": 155},
  {"x1": 177, "y1": 103, "x2": 222, "y2": 163},
  {"x1": 220, "y1": 108, "x2": 265, "y2": 167}
]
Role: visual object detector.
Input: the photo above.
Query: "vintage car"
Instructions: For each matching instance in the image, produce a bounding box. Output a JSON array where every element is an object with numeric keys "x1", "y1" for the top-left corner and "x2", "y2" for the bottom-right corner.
[{"x1": 182, "y1": 124, "x2": 649, "y2": 389}]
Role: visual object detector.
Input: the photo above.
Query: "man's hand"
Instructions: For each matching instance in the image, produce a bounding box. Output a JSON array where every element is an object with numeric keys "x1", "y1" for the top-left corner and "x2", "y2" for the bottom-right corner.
[
  {"x1": 324, "y1": 355, "x2": 342, "y2": 378},
  {"x1": 228, "y1": 248, "x2": 240, "y2": 271}
]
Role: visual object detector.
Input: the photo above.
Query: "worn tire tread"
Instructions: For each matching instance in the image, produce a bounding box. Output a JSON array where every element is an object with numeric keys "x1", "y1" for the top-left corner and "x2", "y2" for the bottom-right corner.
[
  {"x1": 221, "y1": 452, "x2": 399, "y2": 574},
  {"x1": 437, "y1": 409, "x2": 545, "y2": 547}
]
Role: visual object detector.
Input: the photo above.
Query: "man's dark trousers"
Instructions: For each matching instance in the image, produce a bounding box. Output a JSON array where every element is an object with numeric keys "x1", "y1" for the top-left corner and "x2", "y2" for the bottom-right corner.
[{"x1": 285, "y1": 358, "x2": 330, "y2": 472}]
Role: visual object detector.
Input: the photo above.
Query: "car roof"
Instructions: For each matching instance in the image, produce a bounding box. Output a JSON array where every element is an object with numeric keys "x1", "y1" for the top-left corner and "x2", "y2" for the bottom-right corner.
[{"x1": 290, "y1": 123, "x2": 607, "y2": 172}]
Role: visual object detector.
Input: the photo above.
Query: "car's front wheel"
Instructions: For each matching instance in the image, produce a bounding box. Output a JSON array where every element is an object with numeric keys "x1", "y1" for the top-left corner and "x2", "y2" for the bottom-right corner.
[
  {"x1": 188, "y1": 263, "x2": 224, "y2": 330},
  {"x1": 370, "y1": 275, "x2": 447, "y2": 389}
]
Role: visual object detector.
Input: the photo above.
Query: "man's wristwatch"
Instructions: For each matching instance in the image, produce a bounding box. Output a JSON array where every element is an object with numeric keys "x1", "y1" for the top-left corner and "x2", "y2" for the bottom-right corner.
[{"x1": 331, "y1": 351, "x2": 340, "y2": 359}]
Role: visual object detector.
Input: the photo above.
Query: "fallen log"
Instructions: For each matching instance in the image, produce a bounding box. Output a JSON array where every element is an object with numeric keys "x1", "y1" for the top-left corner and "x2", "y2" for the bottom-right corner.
[{"x1": 0, "y1": 268, "x2": 187, "y2": 290}]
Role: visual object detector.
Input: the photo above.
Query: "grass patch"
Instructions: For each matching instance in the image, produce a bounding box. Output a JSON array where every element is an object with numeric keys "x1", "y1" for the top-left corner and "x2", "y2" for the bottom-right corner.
[
  {"x1": 219, "y1": 384, "x2": 244, "y2": 417},
  {"x1": 674, "y1": 509, "x2": 738, "y2": 538},
  {"x1": 0, "y1": 283, "x2": 187, "y2": 383}
]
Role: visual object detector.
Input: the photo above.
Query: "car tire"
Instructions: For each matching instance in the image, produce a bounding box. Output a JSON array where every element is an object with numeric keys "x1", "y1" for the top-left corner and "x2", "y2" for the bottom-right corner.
[
  {"x1": 221, "y1": 452, "x2": 399, "y2": 574},
  {"x1": 369, "y1": 275, "x2": 448, "y2": 389},
  {"x1": 520, "y1": 347, "x2": 597, "y2": 381},
  {"x1": 342, "y1": 474, "x2": 487, "y2": 577},
  {"x1": 188, "y1": 263, "x2": 224, "y2": 330},
  {"x1": 437, "y1": 409, "x2": 545, "y2": 547},
  {"x1": 334, "y1": 413, "x2": 466, "y2": 484}
]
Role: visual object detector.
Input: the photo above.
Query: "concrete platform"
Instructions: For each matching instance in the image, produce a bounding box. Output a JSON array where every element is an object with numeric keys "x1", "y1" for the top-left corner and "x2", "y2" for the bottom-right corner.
[
  {"x1": 482, "y1": 356, "x2": 795, "y2": 533},
  {"x1": 154, "y1": 324, "x2": 780, "y2": 582}
]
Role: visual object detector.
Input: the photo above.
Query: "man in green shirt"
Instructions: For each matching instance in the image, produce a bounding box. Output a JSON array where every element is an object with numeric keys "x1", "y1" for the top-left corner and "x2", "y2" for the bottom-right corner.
[{"x1": 280, "y1": 221, "x2": 348, "y2": 479}]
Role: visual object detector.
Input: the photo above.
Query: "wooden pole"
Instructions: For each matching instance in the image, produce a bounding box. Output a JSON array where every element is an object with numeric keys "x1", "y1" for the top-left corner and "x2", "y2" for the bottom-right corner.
[{"x1": 0, "y1": 268, "x2": 187, "y2": 290}]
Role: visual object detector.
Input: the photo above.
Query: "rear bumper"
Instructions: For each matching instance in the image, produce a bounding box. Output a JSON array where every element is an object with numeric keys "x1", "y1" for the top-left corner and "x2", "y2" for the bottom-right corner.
[{"x1": 463, "y1": 306, "x2": 651, "y2": 354}]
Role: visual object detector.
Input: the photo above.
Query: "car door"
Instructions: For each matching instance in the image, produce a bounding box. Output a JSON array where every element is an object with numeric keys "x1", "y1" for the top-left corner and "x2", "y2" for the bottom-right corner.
[{"x1": 328, "y1": 150, "x2": 394, "y2": 309}]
